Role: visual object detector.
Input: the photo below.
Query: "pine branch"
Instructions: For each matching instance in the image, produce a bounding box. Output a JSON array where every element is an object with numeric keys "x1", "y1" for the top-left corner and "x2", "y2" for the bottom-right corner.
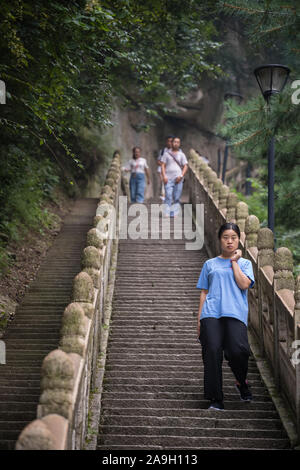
[
  {"x1": 231, "y1": 129, "x2": 266, "y2": 147},
  {"x1": 257, "y1": 23, "x2": 295, "y2": 35},
  {"x1": 230, "y1": 115, "x2": 259, "y2": 131},
  {"x1": 225, "y1": 107, "x2": 262, "y2": 120},
  {"x1": 222, "y1": 2, "x2": 265, "y2": 15},
  {"x1": 222, "y1": 1, "x2": 295, "y2": 16}
]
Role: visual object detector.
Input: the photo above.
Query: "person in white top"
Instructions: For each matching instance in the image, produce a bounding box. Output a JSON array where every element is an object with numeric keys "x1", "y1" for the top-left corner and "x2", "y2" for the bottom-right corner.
[
  {"x1": 157, "y1": 135, "x2": 174, "y2": 200},
  {"x1": 122, "y1": 147, "x2": 150, "y2": 203},
  {"x1": 161, "y1": 137, "x2": 188, "y2": 217}
]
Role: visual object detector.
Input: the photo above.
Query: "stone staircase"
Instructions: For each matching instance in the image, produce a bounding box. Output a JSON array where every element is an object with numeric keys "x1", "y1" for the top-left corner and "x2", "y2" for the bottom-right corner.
[
  {"x1": 97, "y1": 201, "x2": 291, "y2": 450},
  {"x1": 0, "y1": 195, "x2": 293, "y2": 450},
  {"x1": 0, "y1": 198, "x2": 98, "y2": 450}
]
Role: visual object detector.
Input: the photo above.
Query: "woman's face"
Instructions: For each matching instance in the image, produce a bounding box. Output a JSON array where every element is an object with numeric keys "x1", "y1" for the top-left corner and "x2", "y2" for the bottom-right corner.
[{"x1": 220, "y1": 229, "x2": 239, "y2": 255}]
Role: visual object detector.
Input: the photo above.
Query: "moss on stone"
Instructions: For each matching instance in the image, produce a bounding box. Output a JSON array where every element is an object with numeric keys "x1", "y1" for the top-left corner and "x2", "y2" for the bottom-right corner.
[
  {"x1": 41, "y1": 349, "x2": 75, "y2": 391},
  {"x1": 72, "y1": 271, "x2": 95, "y2": 303},
  {"x1": 82, "y1": 246, "x2": 102, "y2": 270},
  {"x1": 60, "y1": 335, "x2": 86, "y2": 357},
  {"x1": 60, "y1": 303, "x2": 88, "y2": 338}
]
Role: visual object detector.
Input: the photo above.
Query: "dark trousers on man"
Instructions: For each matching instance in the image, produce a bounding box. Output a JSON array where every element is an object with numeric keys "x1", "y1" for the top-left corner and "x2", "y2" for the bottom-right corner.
[{"x1": 199, "y1": 317, "x2": 251, "y2": 402}]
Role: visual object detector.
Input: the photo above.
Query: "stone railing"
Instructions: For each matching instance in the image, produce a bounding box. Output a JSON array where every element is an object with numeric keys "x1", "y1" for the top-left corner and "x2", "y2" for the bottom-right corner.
[
  {"x1": 15, "y1": 152, "x2": 122, "y2": 450},
  {"x1": 188, "y1": 148, "x2": 300, "y2": 442}
]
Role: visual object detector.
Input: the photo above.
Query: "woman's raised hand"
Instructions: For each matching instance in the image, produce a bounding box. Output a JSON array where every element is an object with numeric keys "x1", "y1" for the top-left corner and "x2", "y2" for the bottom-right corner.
[{"x1": 230, "y1": 249, "x2": 242, "y2": 261}]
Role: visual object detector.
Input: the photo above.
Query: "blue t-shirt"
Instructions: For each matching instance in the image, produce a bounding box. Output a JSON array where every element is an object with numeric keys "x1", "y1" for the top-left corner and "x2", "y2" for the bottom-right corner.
[{"x1": 196, "y1": 256, "x2": 255, "y2": 326}]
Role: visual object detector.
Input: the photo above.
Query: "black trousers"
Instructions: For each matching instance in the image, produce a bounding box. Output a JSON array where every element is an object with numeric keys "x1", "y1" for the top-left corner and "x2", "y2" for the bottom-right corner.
[{"x1": 199, "y1": 317, "x2": 251, "y2": 402}]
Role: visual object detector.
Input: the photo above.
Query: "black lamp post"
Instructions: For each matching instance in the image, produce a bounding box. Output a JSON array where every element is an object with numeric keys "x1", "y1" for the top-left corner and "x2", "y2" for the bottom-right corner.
[
  {"x1": 245, "y1": 162, "x2": 252, "y2": 196},
  {"x1": 222, "y1": 92, "x2": 243, "y2": 184},
  {"x1": 254, "y1": 64, "x2": 290, "y2": 234},
  {"x1": 217, "y1": 148, "x2": 221, "y2": 178},
  {"x1": 0, "y1": 80, "x2": 5, "y2": 104}
]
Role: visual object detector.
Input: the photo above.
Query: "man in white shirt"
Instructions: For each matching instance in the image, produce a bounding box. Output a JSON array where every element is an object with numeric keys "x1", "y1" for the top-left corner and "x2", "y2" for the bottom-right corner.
[
  {"x1": 161, "y1": 137, "x2": 188, "y2": 217},
  {"x1": 157, "y1": 135, "x2": 174, "y2": 200}
]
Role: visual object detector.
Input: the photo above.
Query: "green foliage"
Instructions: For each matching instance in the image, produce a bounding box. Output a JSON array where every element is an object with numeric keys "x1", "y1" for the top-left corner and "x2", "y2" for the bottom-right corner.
[
  {"x1": 231, "y1": 176, "x2": 300, "y2": 276},
  {"x1": 0, "y1": 1, "x2": 222, "y2": 165},
  {"x1": 0, "y1": 0, "x2": 224, "y2": 276},
  {"x1": 0, "y1": 152, "x2": 61, "y2": 276},
  {"x1": 218, "y1": 0, "x2": 300, "y2": 68},
  {"x1": 276, "y1": 228, "x2": 300, "y2": 277},
  {"x1": 218, "y1": 0, "x2": 300, "y2": 275},
  {"x1": 0, "y1": 248, "x2": 11, "y2": 276},
  {"x1": 0, "y1": 310, "x2": 9, "y2": 330},
  {"x1": 231, "y1": 175, "x2": 268, "y2": 225}
]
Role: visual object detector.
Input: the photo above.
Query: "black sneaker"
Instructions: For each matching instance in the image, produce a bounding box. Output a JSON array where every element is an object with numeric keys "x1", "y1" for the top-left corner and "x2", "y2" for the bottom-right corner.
[
  {"x1": 208, "y1": 400, "x2": 224, "y2": 410},
  {"x1": 235, "y1": 380, "x2": 252, "y2": 401}
]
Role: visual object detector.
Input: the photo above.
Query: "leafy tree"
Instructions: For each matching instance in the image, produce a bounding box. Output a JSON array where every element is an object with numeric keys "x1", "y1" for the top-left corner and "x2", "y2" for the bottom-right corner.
[{"x1": 0, "y1": 0, "x2": 223, "y2": 273}]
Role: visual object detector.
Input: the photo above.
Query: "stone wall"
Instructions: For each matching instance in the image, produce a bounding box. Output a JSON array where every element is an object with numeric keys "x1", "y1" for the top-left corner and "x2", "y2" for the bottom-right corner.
[{"x1": 188, "y1": 149, "x2": 300, "y2": 438}]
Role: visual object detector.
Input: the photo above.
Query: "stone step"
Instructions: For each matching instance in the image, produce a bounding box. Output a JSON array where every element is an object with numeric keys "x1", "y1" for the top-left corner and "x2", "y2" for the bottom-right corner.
[
  {"x1": 113, "y1": 295, "x2": 199, "y2": 299},
  {"x1": 96, "y1": 434, "x2": 290, "y2": 449},
  {"x1": 16, "y1": 302, "x2": 69, "y2": 308},
  {"x1": 113, "y1": 281, "x2": 198, "y2": 285},
  {"x1": 7, "y1": 316, "x2": 63, "y2": 322},
  {"x1": 104, "y1": 362, "x2": 259, "y2": 372},
  {"x1": 103, "y1": 379, "x2": 264, "y2": 389},
  {"x1": 6, "y1": 340, "x2": 58, "y2": 348},
  {"x1": 113, "y1": 305, "x2": 198, "y2": 309},
  {"x1": 0, "y1": 197, "x2": 98, "y2": 450},
  {"x1": 0, "y1": 394, "x2": 40, "y2": 402},
  {"x1": 7, "y1": 322, "x2": 62, "y2": 328},
  {"x1": 0, "y1": 402, "x2": 37, "y2": 412},
  {"x1": 4, "y1": 333, "x2": 59, "y2": 339},
  {"x1": 103, "y1": 384, "x2": 267, "y2": 394},
  {"x1": 0, "y1": 421, "x2": 31, "y2": 431},
  {"x1": 0, "y1": 430, "x2": 24, "y2": 440},
  {"x1": 96, "y1": 404, "x2": 282, "y2": 420},
  {"x1": 108, "y1": 330, "x2": 200, "y2": 336},
  {"x1": 0, "y1": 440, "x2": 16, "y2": 450},
  {"x1": 0, "y1": 375, "x2": 41, "y2": 382},
  {"x1": 0, "y1": 360, "x2": 45, "y2": 366},
  {"x1": 103, "y1": 381, "x2": 264, "y2": 391},
  {"x1": 112, "y1": 311, "x2": 198, "y2": 316},
  {"x1": 108, "y1": 319, "x2": 201, "y2": 324},
  {"x1": 106, "y1": 344, "x2": 207, "y2": 351},
  {"x1": 103, "y1": 364, "x2": 260, "y2": 375},
  {"x1": 100, "y1": 414, "x2": 284, "y2": 430},
  {"x1": 102, "y1": 371, "x2": 262, "y2": 380},
  {"x1": 105, "y1": 354, "x2": 256, "y2": 362},
  {"x1": 98, "y1": 424, "x2": 286, "y2": 440},
  {"x1": 101, "y1": 391, "x2": 272, "y2": 402},
  {"x1": 0, "y1": 387, "x2": 40, "y2": 395},
  {"x1": 4, "y1": 327, "x2": 60, "y2": 332},
  {"x1": 5, "y1": 352, "x2": 54, "y2": 359},
  {"x1": 101, "y1": 398, "x2": 275, "y2": 411},
  {"x1": 96, "y1": 444, "x2": 290, "y2": 451}
]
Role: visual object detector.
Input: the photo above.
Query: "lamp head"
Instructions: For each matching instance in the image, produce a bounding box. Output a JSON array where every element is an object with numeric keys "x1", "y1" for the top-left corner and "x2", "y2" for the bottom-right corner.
[{"x1": 254, "y1": 64, "x2": 290, "y2": 102}]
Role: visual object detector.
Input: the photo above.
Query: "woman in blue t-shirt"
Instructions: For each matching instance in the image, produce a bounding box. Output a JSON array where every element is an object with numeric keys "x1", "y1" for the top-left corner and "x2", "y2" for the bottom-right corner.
[{"x1": 196, "y1": 222, "x2": 255, "y2": 411}]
